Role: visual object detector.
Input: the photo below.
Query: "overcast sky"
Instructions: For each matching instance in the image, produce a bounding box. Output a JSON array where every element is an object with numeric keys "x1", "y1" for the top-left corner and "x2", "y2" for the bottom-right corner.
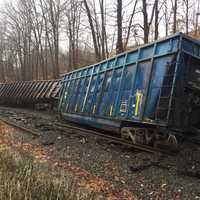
[
  {"x1": 0, "y1": 0, "x2": 4, "y2": 6},
  {"x1": 0, "y1": 0, "x2": 7, "y2": 5},
  {"x1": 0, "y1": 0, "x2": 199, "y2": 52}
]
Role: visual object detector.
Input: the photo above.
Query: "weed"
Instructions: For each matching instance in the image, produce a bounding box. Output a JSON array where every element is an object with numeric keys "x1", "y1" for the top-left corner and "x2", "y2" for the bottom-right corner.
[{"x1": 0, "y1": 148, "x2": 97, "y2": 200}]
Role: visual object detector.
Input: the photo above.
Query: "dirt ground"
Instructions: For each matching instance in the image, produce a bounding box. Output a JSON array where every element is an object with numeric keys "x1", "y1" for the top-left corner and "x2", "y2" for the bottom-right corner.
[{"x1": 0, "y1": 106, "x2": 200, "y2": 200}]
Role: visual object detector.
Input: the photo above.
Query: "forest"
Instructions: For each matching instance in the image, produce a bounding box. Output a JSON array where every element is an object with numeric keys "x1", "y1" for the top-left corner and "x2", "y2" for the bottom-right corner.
[{"x1": 0, "y1": 0, "x2": 199, "y2": 82}]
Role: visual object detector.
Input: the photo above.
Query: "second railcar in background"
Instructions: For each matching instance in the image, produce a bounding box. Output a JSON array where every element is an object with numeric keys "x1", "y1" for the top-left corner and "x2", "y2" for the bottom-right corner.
[{"x1": 58, "y1": 32, "x2": 200, "y2": 145}]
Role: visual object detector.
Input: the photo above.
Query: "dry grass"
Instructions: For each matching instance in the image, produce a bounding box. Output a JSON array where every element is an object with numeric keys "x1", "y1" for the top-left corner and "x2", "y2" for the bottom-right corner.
[{"x1": 0, "y1": 146, "x2": 97, "y2": 200}]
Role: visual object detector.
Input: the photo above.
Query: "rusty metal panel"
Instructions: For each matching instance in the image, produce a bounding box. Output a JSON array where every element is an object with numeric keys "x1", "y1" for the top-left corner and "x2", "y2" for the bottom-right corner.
[
  {"x1": 28, "y1": 82, "x2": 42, "y2": 100},
  {"x1": 32, "y1": 81, "x2": 45, "y2": 99},
  {"x1": 23, "y1": 82, "x2": 34, "y2": 99},
  {"x1": 0, "y1": 84, "x2": 8, "y2": 97},
  {"x1": 0, "y1": 79, "x2": 61, "y2": 106},
  {"x1": 35, "y1": 81, "x2": 48, "y2": 100},
  {"x1": 0, "y1": 84, "x2": 6, "y2": 95},
  {"x1": 0, "y1": 84, "x2": 6, "y2": 96},
  {"x1": 46, "y1": 81, "x2": 58, "y2": 98},
  {"x1": 7, "y1": 82, "x2": 16, "y2": 97},
  {"x1": 10, "y1": 82, "x2": 19, "y2": 97},
  {"x1": 1, "y1": 84, "x2": 9, "y2": 97},
  {"x1": 4, "y1": 83, "x2": 13, "y2": 98},
  {"x1": 18, "y1": 82, "x2": 29, "y2": 99},
  {"x1": 36, "y1": 81, "x2": 51, "y2": 100},
  {"x1": 32, "y1": 82, "x2": 44, "y2": 99},
  {"x1": 42, "y1": 81, "x2": 55, "y2": 99},
  {"x1": 10, "y1": 82, "x2": 21, "y2": 98},
  {"x1": 15, "y1": 82, "x2": 26, "y2": 99},
  {"x1": 5, "y1": 83, "x2": 14, "y2": 97},
  {"x1": 9, "y1": 82, "x2": 22, "y2": 98},
  {"x1": 11, "y1": 82, "x2": 23, "y2": 98},
  {"x1": 8, "y1": 83, "x2": 17, "y2": 98},
  {"x1": 50, "y1": 81, "x2": 61, "y2": 98},
  {"x1": 25, "y1": 81, "x2": 38, "y2": 99},
  {"x1": 17, "y1": 82, "x2": 29, "y2": 99}
]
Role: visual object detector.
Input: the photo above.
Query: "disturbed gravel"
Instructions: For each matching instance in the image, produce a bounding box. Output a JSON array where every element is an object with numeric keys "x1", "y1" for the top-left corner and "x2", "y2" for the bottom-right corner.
[{"x1": 0, "y1": 106, "x2": 200, "y2": 199}]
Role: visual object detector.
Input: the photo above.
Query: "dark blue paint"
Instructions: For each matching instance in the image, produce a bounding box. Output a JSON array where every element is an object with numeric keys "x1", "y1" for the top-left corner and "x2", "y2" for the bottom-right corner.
[{"x1": 59, "y1": 32, "x2": 200, "y2": 132}]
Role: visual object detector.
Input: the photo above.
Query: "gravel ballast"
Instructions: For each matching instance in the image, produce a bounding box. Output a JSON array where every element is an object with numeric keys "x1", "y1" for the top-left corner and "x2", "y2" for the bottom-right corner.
[{"x1": 0, "y1": 106, "x2": 200, "y2": 199}]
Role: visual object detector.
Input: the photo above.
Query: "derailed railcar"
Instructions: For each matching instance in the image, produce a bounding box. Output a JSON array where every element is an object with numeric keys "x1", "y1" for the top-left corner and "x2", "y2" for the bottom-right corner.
[
  {"x1": 0, "y1": 80, "x2": 61, "y2": 107},
  {"x1": 59, "y1": 32, "x2": 200, "y2": 145}
]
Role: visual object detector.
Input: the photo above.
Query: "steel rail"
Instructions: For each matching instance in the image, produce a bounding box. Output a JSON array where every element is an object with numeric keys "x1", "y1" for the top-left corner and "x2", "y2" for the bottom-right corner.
[
  {"x1": 0, "y1": 112, "x2": 172, "y2": 155},
  {"x1": 2, "y1": 112, "x2": 200, "y2": 180},
  {"x1": 0, "y1": 117, "x2": 40, "y2": 137},
  {"x1": 54, "y1": 122, "x2": 174, "y2": 155}
]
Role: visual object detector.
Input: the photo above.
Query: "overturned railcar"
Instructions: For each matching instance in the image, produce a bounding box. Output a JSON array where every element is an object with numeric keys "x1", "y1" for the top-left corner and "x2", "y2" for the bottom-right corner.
[
  {"x1": 0, "y1": 80, "x2": 61, "y2": 107},
  {"x1": 59, "y1": 32, "x2": 200, "y2": 144}
]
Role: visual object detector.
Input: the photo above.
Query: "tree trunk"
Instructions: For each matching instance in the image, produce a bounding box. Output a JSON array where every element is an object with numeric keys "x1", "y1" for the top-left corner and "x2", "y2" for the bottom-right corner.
[
  {"x1": 142, "y1": 0, "x2": 149, "y2": 43},
  {"x1": 185, "y1": 0, "x2": 189, "y2": 34},
  {"x1": 173, "y1": 0, "x2": 177, "y2": 33},
  {"x1": 124, "y1": 0, "x2": 138, "y2": 49},
  {"x1": 164, "y1": 0, "x2": 169, "y2": 36},
  {"x1": 154, "y1": 0, "x2": 158, "y2": 40},
  {"x1": 83, "y1": 0, "x2": 100, "y2": 60},
  {"x1": 99, "y1": 0, "x2": 106, "y2": 59},
  {"x1": 116, "y1": 0, "x2": 123, "y2": 53}
]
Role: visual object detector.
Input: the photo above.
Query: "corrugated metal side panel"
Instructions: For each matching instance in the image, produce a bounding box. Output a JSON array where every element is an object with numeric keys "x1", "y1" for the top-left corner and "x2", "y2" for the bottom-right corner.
[
  {"x1": 59, "y1": 33, "x2": 181, "y2": 127},
  {"x1": 0, "y1": 80, "x2": 61, "y2": 105}
]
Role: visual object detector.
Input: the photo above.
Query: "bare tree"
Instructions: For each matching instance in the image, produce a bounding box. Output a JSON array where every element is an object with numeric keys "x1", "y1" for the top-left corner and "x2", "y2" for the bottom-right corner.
[
  {"x1": 142, "y1": 0, "x2": 156, "y2": 43},
  {"x1": 172, "y1": 0, "x2": 178, "y2": 33},
  {"x1": 31, "y1": 0, "x2": 47, "y2": 79},
  {"x1": 164, "y1": 0, "x2": 169, "y2": 36},
  {"x1": 0, "y1": 21, "x2": 6, "y2": 81},
  {"x1": 39, "y1": 0, "x2": 62, "y2": 79},
  {"x1": 154, "y1": 0, "x2": 159, "y2": 40},
  {"x1": 183, "y1": 0, "x2": 192, "y2": 34},
  {"x1": 124, "y1": 0, "x2": 138, "y2": 49},
  {"x1": 66, "y1": 0, "x2": 82, "y2": 70},
  {"x1": 4, "y1": 0, "x2": 33, "y2": 80},
  {"x1": 83, "y1": 0, "x2": 101, "y2": 60},
  {"x1": 116, "y1": 0, "x2": 123, "y2": 53},
  {"x1": 0, "y1": 0, "x2": 199, "y2": 83}
]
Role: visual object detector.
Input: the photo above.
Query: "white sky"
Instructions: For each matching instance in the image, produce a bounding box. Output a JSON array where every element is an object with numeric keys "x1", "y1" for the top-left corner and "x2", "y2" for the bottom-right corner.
[
  {"x1": 0, "y1": 0, "x2": 199, "y2": 53},
  {"x1": 0, "y1": 0, "x2": 8, "y2": 5}
]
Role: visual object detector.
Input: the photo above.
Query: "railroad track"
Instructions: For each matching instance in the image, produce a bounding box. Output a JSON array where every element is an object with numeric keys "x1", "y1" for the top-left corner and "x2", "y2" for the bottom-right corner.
[
  {"x1": 1, "y1": 107, "x2": 200, "y2": 180},
  {"x1": 0, "y1": 117, "x2": 40, "y2": 137},
  {"x1": 0, "y1": 111, "x2": 173, "y2": 155},
  {"x1": 54, "y1": 121, "x2": 174, "y2": 155}
]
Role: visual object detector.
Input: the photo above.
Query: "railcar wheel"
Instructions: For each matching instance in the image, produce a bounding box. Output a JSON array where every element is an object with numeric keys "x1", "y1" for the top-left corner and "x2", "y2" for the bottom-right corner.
[
  {"x1": 120, "y1": 127, "x2": 154, "y2": 145},
  {"x1": 154, "y1": 132, "x2": 179, "y2": 152},
  {"x1": 167, "y1": 134, "x2": 178, "y2": 145}
]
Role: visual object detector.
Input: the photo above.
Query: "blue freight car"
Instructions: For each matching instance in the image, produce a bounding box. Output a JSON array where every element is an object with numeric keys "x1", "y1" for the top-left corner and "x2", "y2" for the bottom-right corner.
[{"x1": 58, "y1": 32, "x2": 200, "y2": 145}]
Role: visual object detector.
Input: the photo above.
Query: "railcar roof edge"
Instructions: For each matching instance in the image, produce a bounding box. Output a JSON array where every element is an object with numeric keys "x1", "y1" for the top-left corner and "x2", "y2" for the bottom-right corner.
[{"x1": 0, "y1": 79, "x2": 61, "y2": 85}]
